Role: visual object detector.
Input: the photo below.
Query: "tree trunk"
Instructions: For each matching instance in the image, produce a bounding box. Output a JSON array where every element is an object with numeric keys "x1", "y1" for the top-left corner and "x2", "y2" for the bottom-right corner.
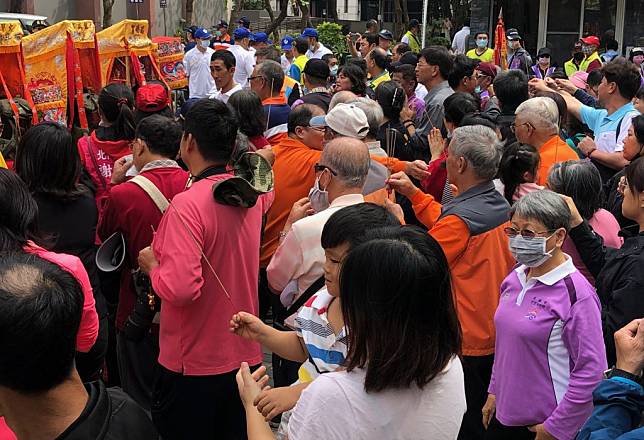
[
  {"x1": 295, "y1": 0, "x2": 312, "y2": 29},
  {"x1": 103, "y1": 0, "x2": 115, "y2": 29},
  {"x1": 394, "y1": 0, "x2": 403, "y2": 40},
  {"x1": 264, "y1": 0, "x2": 289, "y2": 36},
  {"x1": 230, "y1": 0, "x2": 245, "y2": 31},
  {"x1": 9, "y1": 0, "x2": 23, "y2": 13},
  {"x1": 185, "y1": 0, "x2": 195, "y2": 26},
  {"x1": 328, "y1": 0, "x2": 338, "y2": 21}
]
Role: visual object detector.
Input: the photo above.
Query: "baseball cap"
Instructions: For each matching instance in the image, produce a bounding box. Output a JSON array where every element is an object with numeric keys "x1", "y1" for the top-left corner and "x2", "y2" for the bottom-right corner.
[
  {"x1": 234, "y1": 27, "x2": 252, "y2": 40},
  {"x1": 477, "y1": 62, "x2": 497, "y2": 79},
  {"x1": 390, "y1": 52, "x2": 418, "y2": 70},
  {"x1": 253, "y1": 32, "x2": 272, "y2": 44},
  {"x1": 507, "y1": 30, "x2": 522, "y2": 41},
  {"x1": 378, "y1": 29, "x2": 394, "y2": 41},
  {"x1": 581, "y1": 35, "x2": 600, "y2": 46},
  {"x1": 216, "y1": 20, "x2": 228, "y2": 29},
  {"x1": 238, "y1": 16, "x2": 250, "y2": 28},
  {"x1": 570, "y1": 71, "x2": 589, "y2": 90},
  {"x1": 135, "y1": 83, "x2": 169, "y2": 112},
  {"x1": 631, "y1": 47, "x2": 644, "y2": 57},
  {"x1": 409, "y1": 19, "x2": 420, "y2": 28},
  {"x1": 303, "y1": 59, "x2": 330, "y2": 80},
  {"x1": 537, "y1": 47, "x2": 551, "y2": 58},
  {"x1": 319, "y1": 103, "x2": 369, "y2": 139},
  {"x1": 281, "y1": 35, "x2": 294, "y2": 50},
  {"x1": 301, "y1": 28, "x2": 318, "y2": 38},
  {"x1": 193, "y1": 28, "x2": 211, "y2": 40}
]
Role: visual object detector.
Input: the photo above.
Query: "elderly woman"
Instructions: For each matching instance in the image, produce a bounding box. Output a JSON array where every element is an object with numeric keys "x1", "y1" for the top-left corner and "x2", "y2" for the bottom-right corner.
[
  {"x1": 547, "y1": 160, "x2": 622, "y2": 284},
  {"x1": 565, "y1": 156, "x2": 644, "y2": 368},
  {"x1": 482, "y1": 190, "x2": 606, "y2": 440}
]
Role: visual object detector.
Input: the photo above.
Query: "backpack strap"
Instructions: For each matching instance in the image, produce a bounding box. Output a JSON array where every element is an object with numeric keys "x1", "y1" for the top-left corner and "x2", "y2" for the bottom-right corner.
[{"x1": 129, "y1": 175, "x2": 170, "y2": 214}]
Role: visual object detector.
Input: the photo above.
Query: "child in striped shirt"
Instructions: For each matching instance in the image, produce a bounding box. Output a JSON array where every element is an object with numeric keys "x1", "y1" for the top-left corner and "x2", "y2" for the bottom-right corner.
[{"x1": 230, "y1": 203, "x2": 400, "y2": 435}]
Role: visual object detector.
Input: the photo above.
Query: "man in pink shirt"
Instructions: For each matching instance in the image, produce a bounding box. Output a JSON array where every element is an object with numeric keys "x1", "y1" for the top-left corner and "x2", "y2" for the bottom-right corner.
[{"x1": 138, "y1": 98, "x2": 271, "y2": 439}]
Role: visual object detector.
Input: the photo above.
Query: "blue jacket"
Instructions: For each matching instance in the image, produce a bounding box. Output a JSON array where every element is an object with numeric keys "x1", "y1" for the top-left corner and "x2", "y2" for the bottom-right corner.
[{"x1": 577, "y1": 377, "x2": 644, "y2": 439}]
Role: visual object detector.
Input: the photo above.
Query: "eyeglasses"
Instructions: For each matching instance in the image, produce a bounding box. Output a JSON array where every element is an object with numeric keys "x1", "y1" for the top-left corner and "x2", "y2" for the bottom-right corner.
[
  {"x1": 510, "y1": 122, "x2": 532, "y2": 133},
  {"x1": 314, "y1": 163, "x2": 337, "y2": 175},
  {"x1": 248, "y1": 75, "x2": 263, "y2": 82},
  {"x1": 504, "y1": 227, "x2": 556, "y2": 239}
]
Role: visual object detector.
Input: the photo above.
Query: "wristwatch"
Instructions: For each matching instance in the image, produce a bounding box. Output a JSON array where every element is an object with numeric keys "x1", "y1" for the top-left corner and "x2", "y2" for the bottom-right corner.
[{"x1": 604, "y1": 367, "x2": 643, "y2": 386}]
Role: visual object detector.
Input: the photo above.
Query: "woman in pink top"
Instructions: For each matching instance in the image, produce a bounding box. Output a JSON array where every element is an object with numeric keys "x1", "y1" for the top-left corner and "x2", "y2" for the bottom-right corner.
[
  {"x1": 496, "y1": 142, "x2": 544, "y2": 204},
  {"x1": 547, "y1": 160, "x2": 623, "y2": 284},
  {"x1": 0, "y1": 169, "x2": 99, "y2": 440},
  {"x1": 0, "y1": 169, "x2": 98, "y2": 350}
]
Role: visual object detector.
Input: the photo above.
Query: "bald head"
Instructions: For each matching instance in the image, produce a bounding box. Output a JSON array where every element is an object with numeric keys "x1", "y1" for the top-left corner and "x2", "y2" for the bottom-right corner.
[
  {"x1": 329, "y1": 91, "x2": 358, "y2": 110},
  {"x1": 320, "y1": 137, "x2": 370, "y2": 189}
]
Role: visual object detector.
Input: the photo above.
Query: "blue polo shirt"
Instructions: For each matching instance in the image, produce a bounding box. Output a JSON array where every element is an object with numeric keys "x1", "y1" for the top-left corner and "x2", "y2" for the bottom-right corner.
[{"x1": 580, "y1": 102, "x2": 639, "y2": 153}]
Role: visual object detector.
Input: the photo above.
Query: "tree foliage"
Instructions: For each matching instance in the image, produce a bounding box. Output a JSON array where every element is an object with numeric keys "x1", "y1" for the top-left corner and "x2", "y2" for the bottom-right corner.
[{"x1": 316, "y1": 22, "x2": 346, "y2": 58}]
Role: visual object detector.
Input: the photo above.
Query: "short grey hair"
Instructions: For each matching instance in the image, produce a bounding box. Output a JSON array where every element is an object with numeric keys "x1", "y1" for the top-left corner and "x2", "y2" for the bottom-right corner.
[
  {"x1": 329, "y1": 91, "x2": 358, "y2": 110},
  {"x1": 349, "y1": 97, "x2": 384, "y2": 138},
  {"x1": 515, "y1": 97, "x2": 560, "y2": 129},
  {"x1": 449, "y1": 125, "x2": 503, "y2": 181},
  {"x1": 256, "y1": 60, "x2": 284, "y2": 94},
  {"x1": 321, "y1": 137, "x2": 370, "y2": 188},
  {"x1": 510, "y1": 189, "x2": 572, "y2": 232}
]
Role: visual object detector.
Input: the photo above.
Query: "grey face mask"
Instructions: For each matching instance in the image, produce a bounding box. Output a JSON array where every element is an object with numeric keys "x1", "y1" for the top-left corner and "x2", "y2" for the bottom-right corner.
[
  {"x1": 308, "y1": 175, "x2": 330, "y2": 212},
  {"x1": 508, "y1": 233, "x2": 556, "y2": 268}
]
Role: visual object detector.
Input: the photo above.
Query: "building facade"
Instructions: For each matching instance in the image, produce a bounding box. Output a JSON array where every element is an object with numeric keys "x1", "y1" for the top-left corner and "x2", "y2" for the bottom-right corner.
[
  {"x1": 471, "y1": 0, "x2": 644, "y2": 66},
  {"x1": 0, "y1": 0, "x2": 226, "y2": 36}
]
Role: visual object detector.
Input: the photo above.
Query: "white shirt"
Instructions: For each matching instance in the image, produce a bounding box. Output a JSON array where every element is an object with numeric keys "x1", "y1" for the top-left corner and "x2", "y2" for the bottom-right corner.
[
  {"x1": 183, "y1": 46, "x2": 216, "y2": 98},
  {"x1": 227, "y1": 44, "x2": 255, "y2": 89},
  {"x1": 451, "y1": 26, "x2": 470, "y2": 55},
  {"x1": 281, "y1": 54, "x2": 293, "y2": 74},
  {"x1": 306, "y1": 42, "x2": 333, "y2": 59},
  {"x1": 288, "y1": 357, "x2": 466, "y2": 440},
  {"x1": 209, "y1": 83, "x2": 243, "y2": 104},
  {"x1": 415, "y1": 83, "x2": 428, "y2": 101},
  {"x1": 267, "y1": 194, "x2": 365, "y2": 303}
]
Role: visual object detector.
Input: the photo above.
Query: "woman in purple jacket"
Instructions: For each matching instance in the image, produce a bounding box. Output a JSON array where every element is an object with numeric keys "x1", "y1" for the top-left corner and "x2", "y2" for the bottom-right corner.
[{"x1": 482, "y1": 190, "x2": 607, "y2": 440}]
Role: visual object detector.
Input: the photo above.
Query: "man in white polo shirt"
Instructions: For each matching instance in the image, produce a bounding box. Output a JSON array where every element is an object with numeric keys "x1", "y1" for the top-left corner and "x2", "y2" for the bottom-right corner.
[
  {"x1": 209, "y1": 50, "x2": 242, "y2": 103},
  {"x1": 183, "y1": 27, "x2": 216, "y2": 98},
  {"x1": 267, "y1": 136, "x2": 369, "y2": 309},
  {"x1": 227, "y1": 27, "x2": 256, "y2": 88},
  {"x1": 303, "y1": 28, "x2": 332, "y2": 60}
]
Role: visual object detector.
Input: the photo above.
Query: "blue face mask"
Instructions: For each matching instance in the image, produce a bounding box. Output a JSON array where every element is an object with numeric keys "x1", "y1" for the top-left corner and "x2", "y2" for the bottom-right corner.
[
  {"x1": 508, "y1": 233, "x2": 556, "y2": 268},
  {"x1": 200, "y1": 39, "x2": 211, "y2": 48},
  {"x1": 476, "y1": 39, "x2": 488, "y2": 48},
  {"x1": 474, "y1": 85, "x2": 482, "y2": 94},
  {"x1": 308, "y1": 175, "x2": 330, "y2": 212}
]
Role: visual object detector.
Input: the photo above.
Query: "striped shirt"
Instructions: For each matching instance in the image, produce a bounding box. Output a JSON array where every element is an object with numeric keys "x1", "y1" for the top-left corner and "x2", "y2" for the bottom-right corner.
[{"x1": 294, "y1": 288, "x2": 347, "y2": 383}]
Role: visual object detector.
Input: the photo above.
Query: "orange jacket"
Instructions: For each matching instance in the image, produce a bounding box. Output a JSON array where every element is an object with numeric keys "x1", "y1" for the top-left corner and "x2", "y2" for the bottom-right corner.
[
  {"x1": 536, "y1": 136, "x2": 580, "y2": 186},
  {"x1": 410, "y1": 182, "x2": 515, "y2": 356},
  {"x1": 260, "y1": 137, "x2": 408, "y2": 267}
]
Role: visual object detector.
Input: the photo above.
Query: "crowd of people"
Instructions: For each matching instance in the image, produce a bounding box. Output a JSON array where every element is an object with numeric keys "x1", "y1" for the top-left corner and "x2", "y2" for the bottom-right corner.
[{"x1": 1, "y1": 14, "x2": 644, "y2": 440}]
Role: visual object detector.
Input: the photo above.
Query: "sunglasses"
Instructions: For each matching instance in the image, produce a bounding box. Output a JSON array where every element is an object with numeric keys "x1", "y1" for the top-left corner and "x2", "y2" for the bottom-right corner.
[
  {"x1": 314, "y1": 163, "x2": 337, "y2": 175},
  {"x1": 504, "y1": 227, "x2": 556, "y2": 239}
]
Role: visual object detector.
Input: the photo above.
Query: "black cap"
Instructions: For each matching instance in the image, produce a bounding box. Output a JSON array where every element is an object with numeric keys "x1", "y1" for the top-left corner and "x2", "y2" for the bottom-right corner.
[
  {"x1": 303, "y1": 59, "x2": 330, "y2": 80},
  {"x1": 507, "y1": 30, "x2": 522, "y2": 41},
  {"x1": 409, "y1": 19, "x2": 420, "y2": 28},
  {"x1": 216, "y1": 20, "x2": 228, "y2": 29},
  {"x1": 537, "y1": 47, "x2": 551, "y2": 57},
  {"x1": 238, "y1": 16, "x2": 250, "y2": 27},
  {"x1": 393, "y1": 51, "x2": 418, "y2": 68},
  {"x1": 378, "y1": 29, "x2": 394, "y2": 41}
]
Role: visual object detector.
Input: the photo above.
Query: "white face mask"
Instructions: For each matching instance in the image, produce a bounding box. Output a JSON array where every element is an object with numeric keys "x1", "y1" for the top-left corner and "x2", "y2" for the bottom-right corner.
[
  {"x1": 330, "y1": 65, "x2": 338, "y2": 76},
  {"x1": 308, "y1": 175, "x2": 330, "y2": 212},
  {"x1": 200, "y1": 39, "x2": 210, "y2": 49}
]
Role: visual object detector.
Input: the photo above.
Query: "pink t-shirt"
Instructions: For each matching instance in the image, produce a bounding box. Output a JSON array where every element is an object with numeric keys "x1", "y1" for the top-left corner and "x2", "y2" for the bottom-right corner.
[
  {"x1": 150, "y1": 175, "x2": 272, "y2": 375},
  {"x1": 563, "y1": 208, "x2": 623, "y2": 285}
]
